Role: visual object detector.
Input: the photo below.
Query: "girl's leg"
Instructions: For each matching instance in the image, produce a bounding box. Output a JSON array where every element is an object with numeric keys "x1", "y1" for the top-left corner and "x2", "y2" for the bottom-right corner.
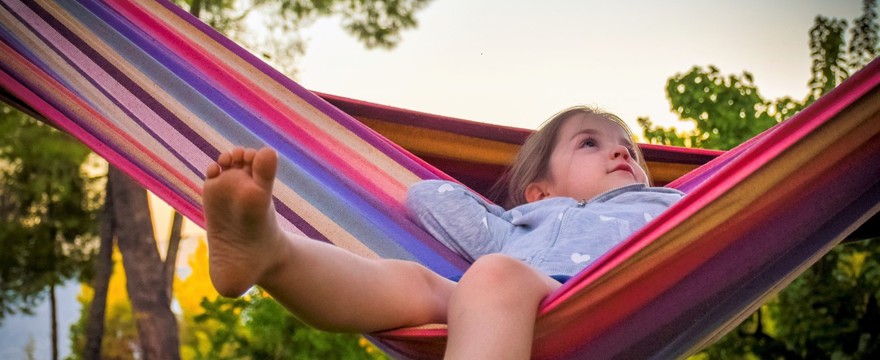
[
  {"x1": 260, "y1": 234, "x2": 454, "y2": 332},
  {"x1": 444, "y1": 254, "x2": 560, "y2": 360},
  {"x1": 203, "y1": 147, "x2": 454, "y2": 332}
]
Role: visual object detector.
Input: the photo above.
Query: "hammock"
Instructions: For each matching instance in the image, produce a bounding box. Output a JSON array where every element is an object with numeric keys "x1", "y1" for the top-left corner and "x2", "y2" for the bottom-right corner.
[{"x1": 1, "y1": 0, "x2": 878, "y2": 358}]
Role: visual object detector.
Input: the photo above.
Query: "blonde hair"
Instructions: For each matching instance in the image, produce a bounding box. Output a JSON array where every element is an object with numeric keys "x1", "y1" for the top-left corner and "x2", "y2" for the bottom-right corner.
[{"x1": 493, "y1": 106, "x2": 649, "y2": 208}]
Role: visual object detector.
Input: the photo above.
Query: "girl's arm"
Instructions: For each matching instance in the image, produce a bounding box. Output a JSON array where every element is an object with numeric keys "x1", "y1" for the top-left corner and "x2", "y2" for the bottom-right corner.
[{"x1": 407, "y1": 180, "x2": 512, "y2": 262}]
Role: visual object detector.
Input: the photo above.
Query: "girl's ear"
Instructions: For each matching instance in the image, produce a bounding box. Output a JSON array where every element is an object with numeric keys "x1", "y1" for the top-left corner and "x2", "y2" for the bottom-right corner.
[{"x1": 525, "y1": 181, "x2": 550, "y2": 203}]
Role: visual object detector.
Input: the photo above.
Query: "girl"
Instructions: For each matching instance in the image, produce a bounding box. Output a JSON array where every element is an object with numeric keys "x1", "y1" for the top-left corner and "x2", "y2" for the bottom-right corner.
[{"x1": 202, "y1": 106, "x2": 684, "y2": 359}]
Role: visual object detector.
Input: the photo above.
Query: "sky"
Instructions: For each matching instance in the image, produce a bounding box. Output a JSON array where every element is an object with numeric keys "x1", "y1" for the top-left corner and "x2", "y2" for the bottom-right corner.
[
  {"x1": 0, "y1": 1, "x2": 867, "y2": 358},
  {"x1": 294, "y1": 0, "x2": 863, "y2": 134}
]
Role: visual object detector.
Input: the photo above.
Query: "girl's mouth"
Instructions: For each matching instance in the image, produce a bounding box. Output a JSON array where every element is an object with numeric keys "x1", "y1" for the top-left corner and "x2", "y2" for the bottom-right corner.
[{"x1": 611, "y1": 164, "x2": 633, "y2": 176}]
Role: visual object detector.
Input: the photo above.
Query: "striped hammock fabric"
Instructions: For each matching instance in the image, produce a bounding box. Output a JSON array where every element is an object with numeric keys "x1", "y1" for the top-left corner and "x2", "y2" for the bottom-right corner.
[
  {"x1": 1, "y1": 0, "x2": 879, "y2": 358},
  {"x1": 0, "y1": 0, "x2": 468, "y2": 278}
]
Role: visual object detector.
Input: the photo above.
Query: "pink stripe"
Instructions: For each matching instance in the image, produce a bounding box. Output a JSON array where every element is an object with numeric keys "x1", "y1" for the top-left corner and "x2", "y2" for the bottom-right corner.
[{"x1": 111, "y1": 0, "x2": 408, "y2": 205}]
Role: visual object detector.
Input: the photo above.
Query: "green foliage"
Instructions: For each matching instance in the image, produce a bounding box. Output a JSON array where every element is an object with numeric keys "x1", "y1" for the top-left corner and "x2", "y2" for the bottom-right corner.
[
  {"x1": 699, "y1": 242, "x2": 880, "y2": 359},
  {"x1": 645, "y1": 1, "x2": 880, "y2": 358},
  {"x1": 773, "y1": 242, "x2": 880, "y2": 358},
  {"x1": 0, "y1": 105, "x2": 101, "y2": 322},
  {"x1": 331, "y1": 0, "x2": 430, "y2": 49},
  {"x1": 639, "y1": 66, "x2": 798, "y2": 150},
  {"x1": 186, "y1": 288, "x2": 388, "y2": 360},
  {"x1": 850, "y1": 0, "x2": 880, "y2": 70},
  {"x1": 808, "y1": 16, "x2": 850, "y2": 100}
]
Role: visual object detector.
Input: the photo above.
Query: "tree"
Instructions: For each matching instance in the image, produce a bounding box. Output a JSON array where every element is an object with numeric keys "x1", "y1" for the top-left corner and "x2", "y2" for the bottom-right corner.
[
  {"x1": 81, "y1": 170, "x2": 113, "y2": 360},
  {"x1": 69, "y1": 249, "x2": 140, "y2": 360},
  {"x1": 638, "y1": 65, "x2": 795, "y2": 151},
  {"x1": 639, "y1": 1, "x2": 880, "y2": 358},
  {"x1": 0, "y1": 105, "x2": 101, "y2": 360},
  {"x1": 109, "y1": 167, "x2": 181, "y2": 360}
]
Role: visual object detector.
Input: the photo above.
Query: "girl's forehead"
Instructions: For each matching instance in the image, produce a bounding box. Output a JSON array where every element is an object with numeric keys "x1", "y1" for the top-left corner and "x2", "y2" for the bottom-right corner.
[{"x1": 558, "y1": 114, "x2": 632, "y2": 142}]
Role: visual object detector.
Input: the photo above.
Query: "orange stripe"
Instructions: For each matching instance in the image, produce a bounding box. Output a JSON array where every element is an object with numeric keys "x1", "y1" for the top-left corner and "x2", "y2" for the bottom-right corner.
[
  {"x1": 357, "y1": 116, "x2": 519, "y2": 166},
  {"x1": 359, "y1": 115, "x2": 701, "y2": 184}
]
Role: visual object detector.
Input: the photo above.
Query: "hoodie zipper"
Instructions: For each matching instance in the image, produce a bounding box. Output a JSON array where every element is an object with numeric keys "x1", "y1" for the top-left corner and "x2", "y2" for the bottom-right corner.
[{"x1": 576, "y1": 184, "x2": 646, "y2": 207}]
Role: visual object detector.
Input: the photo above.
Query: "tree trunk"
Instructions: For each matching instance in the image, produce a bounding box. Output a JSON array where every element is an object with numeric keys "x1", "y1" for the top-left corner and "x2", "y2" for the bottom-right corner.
[
  {"x1": 164, "y1": 211, "x2": 183, "y2": 304},
  {"x1": 50, "y1": 282, "x2": 58, "y2": 360},
  {"x1": 190, "y1": 0, "x2": 202, "y2": 18},
  {"x1": 83, "y1": 180, "x2": 115, "y2": 360},
  {"x1": 109, "y1": 167, "x2": 180, "y2": 360}
]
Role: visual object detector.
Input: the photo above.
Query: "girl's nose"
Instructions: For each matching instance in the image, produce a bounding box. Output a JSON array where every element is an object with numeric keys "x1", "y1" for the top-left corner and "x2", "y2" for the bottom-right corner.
[{"x1": 611, "y1": 145, "x2": 630, "y2": 160}]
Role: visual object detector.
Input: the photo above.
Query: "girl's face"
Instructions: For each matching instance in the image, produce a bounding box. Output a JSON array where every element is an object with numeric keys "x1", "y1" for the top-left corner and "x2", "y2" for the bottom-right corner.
[{"x1": 526, "y1": 114, "x2": 649, "y2": 202}]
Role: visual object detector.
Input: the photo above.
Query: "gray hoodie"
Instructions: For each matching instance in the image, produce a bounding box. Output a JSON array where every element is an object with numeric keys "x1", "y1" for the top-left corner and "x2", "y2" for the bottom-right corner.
[{"x1": 407, "y1": 180, "x2": 684, "y2": 277}]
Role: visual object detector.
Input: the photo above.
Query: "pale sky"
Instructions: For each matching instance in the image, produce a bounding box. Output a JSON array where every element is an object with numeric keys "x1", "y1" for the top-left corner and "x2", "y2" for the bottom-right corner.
[{"x1": 294, "y1": 0, "x2": 863, "y2": 133}]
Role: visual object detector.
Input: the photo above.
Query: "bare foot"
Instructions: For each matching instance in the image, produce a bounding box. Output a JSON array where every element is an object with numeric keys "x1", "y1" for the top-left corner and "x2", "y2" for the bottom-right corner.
[{"x1": 203, "y1": 147, "x2": 285, "y2": 297}]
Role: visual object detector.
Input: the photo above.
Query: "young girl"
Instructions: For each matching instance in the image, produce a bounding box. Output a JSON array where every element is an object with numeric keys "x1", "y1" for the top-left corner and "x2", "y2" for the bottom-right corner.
[{"x1": 202, "y1": 106, "x2": 684, "y2": 359}]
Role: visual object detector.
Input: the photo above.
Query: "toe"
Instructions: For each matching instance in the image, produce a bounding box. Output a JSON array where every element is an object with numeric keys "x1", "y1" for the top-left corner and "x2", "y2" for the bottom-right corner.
[
  {"x1": 252, "y1": 147, "x2": 278, "y2": 190},
  {"x1": 217, "y1": 152, "x2": 232, "y2": 168},
  {"x1": 231, "y1": 148, "x2": 245, "y2": 168},
  {"x1": 243, "y1": 148, "x2": 257, "y2": 165},
  {"x1": 206, "y1": 163, "x2": 221, "y2": 179}
]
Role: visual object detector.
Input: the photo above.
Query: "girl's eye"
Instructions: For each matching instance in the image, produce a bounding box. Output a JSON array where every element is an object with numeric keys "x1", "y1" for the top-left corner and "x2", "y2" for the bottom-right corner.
[
  {"x1": 579, "y1": 137, "x2": 598, "y2": 148},
  {"x1": 626, "y1": 146, "x2": 638, "y2": 160}
]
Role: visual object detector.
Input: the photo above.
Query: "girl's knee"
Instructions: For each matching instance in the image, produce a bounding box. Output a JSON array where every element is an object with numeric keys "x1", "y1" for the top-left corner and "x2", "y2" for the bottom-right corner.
[
  {"x1": 456, "y1": 254, "x2": 555, "y2": 301},
  {"x1": 462, "y1": 254, "x2": 533, "y2": 285}
]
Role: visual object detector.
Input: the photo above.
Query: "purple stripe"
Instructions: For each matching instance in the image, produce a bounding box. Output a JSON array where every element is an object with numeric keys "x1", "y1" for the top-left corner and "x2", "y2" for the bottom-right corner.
[{"x1": 273, "y1": 197, "x2": 328, "y2": 242}]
